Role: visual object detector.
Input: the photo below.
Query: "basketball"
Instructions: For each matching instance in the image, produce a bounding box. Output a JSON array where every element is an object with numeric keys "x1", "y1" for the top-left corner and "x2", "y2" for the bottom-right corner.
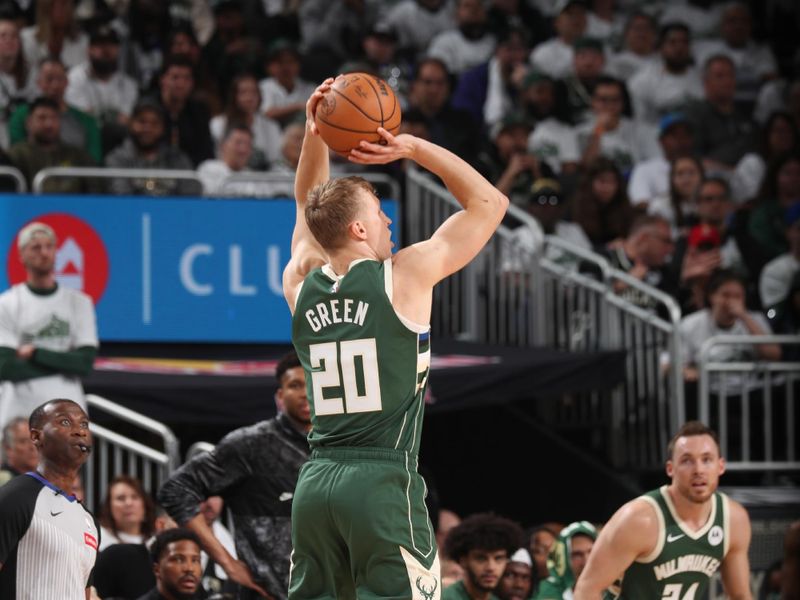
[{"x1": 314, "y1": 73, "x2": 402, "y2": 155}]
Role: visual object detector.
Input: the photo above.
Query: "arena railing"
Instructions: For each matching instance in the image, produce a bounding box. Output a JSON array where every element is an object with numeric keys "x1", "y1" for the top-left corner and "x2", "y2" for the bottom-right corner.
[
  {"x1": 84, "y1": 394, "x2": 180, "y2": 513},
  {"x1": 698, "y1": 335, "x2": 800, "y2": 472},
  {"x1": 0, "y1": 165, "x2": 26, "y2": 192},
  {"x1": 32, "y1": 166, "x2": 205, "y2": 194}
]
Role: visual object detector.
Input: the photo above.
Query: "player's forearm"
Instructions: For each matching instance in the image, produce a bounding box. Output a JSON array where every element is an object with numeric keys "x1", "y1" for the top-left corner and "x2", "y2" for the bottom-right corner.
[{"x1": 294, "y1": 121, "x2": 329, "y2": 206}]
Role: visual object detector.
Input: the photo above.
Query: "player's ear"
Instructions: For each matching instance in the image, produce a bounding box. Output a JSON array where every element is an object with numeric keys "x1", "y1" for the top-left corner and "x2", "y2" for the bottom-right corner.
[
  {"x1": 275, "y1": 390, "x2": 285, "y2": 412},
  {"x1": 718, "y1": 456, "x2": 726, "y2": 476},
  {"x1": 665, "y1": 459, "x2": 674, "y2": 478},
  {"x1": 30, "y1": 427, "x2": 42, "y2": 448}
]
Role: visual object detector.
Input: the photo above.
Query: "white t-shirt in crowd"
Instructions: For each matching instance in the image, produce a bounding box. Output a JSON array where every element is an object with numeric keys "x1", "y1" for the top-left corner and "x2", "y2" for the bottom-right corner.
[
  {"x1": 628, "y1": 60, "x2": 704, "y2": 125},
  {"x1": 210, "y1": 114, "x2": 283, "y2": 166},
  {"x1": 574, "y1": 116, "x2": 660, "y2": 175},
  {"x1": 528, "y1": 118, "x2": 580, "y2": 175},
  {"x1": 628, "y1": 155, "x2": 670, "y2": 207},
  {"x1": 679, "y1": 308, "x2": 772, "y2": 367},
  {"x1": 65, "y1": 62, "x2": 139, "y2": 118},
  {"x1": 258, "y1": 77, "x2": 316, "y2": 115},
  {"x1": 530, "y1": 37, "x2": 574, "y2": 79},
  {"x1": 760, "y1": 254, "x2": 800, "y2": 308},
  {"x1": 501, "y1": 219, "x2": 592, "y2": 273},
  {"x1": 428, "y1": 30, "x2": 496, "y2": 75}
]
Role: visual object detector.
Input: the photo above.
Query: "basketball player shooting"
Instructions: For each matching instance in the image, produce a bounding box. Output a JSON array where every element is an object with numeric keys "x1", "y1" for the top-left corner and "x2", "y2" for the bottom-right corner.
[{"x1": 282, "y1": 77, "x2": 508, "y2": 599}]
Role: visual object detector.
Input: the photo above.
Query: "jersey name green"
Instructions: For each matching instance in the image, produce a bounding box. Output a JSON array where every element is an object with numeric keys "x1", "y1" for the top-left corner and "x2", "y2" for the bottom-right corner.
[
  {"x1": 292, "y1": 259, "x2": 431, "y2": 456},
  {"x1": 605, "y1": 485, "x2": 729, "y2": 600}
]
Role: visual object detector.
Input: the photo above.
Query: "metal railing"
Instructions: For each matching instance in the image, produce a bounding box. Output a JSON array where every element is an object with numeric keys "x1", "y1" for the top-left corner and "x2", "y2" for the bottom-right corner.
[
  {"x1": 698, "y1": 335, "x2": 800, "y2": 471},
  {"x1": 84, "y1": 394, "x2": 180, "y2": 512},
  {"x1": 32, "y1": 167, "x2": 205, "y2": 194},
  {"x1": 219, "y1": 171, "x2": 401, "y2": 203},
  {"x1": 0, "y1": 165, "x2": 26, "y2": 192}
]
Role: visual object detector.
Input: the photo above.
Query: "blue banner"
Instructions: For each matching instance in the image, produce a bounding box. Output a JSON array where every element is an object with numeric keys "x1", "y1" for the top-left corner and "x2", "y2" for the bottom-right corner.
[{"x1": 0, "y1": 194, "x2": 398, "y2": 342}]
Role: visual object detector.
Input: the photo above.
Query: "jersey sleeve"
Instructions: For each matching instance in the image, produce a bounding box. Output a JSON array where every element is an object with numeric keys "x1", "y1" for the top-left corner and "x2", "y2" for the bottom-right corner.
[{"x1": 0, "y1": 477, "x2": 38, "y2": 564}]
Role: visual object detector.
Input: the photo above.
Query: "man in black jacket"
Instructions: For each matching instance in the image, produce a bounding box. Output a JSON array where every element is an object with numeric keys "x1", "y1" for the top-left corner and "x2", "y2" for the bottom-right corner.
[{"x1": 158, "y1": 351, "x2": 310, "y2": 600}]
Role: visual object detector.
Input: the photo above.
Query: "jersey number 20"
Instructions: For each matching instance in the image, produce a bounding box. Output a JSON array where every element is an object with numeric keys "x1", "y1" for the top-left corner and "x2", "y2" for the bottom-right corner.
[{"x1": 309, "y1": 339, "x2": 382, "y2": 415}]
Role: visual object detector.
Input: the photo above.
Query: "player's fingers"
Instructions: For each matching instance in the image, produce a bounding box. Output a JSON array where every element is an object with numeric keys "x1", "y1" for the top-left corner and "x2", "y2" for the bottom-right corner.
[{"x1": 376, "y1": 127, "x2": 395, "y2": 143}]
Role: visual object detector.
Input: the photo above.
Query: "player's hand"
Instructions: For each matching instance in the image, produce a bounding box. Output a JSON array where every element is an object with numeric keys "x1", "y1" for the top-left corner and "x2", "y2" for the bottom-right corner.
[
  {"x1": 224, "y1": 559, "x2": 273, "y2": 599},
  {"x1": 348, "y1": 127, "x2": 416, "y2": 164},
  {"x1": 17, "y1": 344, "x2": 35, "y2": 360},
  {"x1": 306, "y1": 77, "x2": 336, "y2": 135}
]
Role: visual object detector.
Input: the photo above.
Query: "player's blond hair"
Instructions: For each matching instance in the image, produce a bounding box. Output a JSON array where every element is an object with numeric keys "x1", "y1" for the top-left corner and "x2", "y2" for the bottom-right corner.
[{"x1": 305, "y1": 176, "x2": 374, "y2": 250}]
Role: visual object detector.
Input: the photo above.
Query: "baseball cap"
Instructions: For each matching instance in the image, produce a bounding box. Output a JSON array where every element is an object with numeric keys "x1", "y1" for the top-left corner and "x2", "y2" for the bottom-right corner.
[
  {"x1": 574, "y1": 36, "x2": 603, "y2": 52},
  {"x1": 367, "y1": 22, "x2": 398, "y2": 42},
  {"x1": 509, "y1": 548, "x2": 533, "y2": 566},
  {"x1": 553, "y1": 0, "x2": 588, "y2": 14},
  {"x1": 131, "y1": 97, "x2": 165, "y2": 121},
  {"x1": 530, "y1": 178, "x2": 562, "y2": 205},
  {"x1": 17, "y1": 222, "x2": 56, "y2": 250},
  {"x1": 522, "y1": 70, "x2": 554, "y2": 89},
  {"x1": 786, "y1": 202, "x2": 800, "y2": 227},
  {"x1": 658, "y1": 112, "x2": 690, "y2": 137},
  {"x1": 490, "y1": 112, "x2": 533, "y2": 140},
  {"x1": 266, "y1": 38, "x2": 300, "y2": 62},
  {"x1": 89, "y1": 24, "x2": 120, "y2": 46}
]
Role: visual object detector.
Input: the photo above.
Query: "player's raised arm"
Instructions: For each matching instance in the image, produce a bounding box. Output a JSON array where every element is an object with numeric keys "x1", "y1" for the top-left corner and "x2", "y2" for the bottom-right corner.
[
  {"x1": 283, "y1": 79, "x2": 334, "y2": 312},
  {"x1": 573, "y1": 499, "x2": 659, "y2": 600},
  {"x1": 719, "y1": 500, "x2": 753, "y2": 600},
  {"x1": 350, "y1": 129, "x2": 509, "y2": 287}
]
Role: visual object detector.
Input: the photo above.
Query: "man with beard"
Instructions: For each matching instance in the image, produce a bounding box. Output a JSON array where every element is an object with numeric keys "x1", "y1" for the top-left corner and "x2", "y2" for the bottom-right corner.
[
  {"x1": 7, "y1": 97, "x2": 96, "y2": 192},
  {"x1": 428, "y1": 0, "x2": 496, "y2": 76},
  {"x1": 534, "y1": 522, "x2": 596, "y2": 599},
  {"x1": 442, "y1": 513, "x2": 525, "y2": 600},
  {"x1": 496, "y1": 549, "x2": 533, "y2": 600},
  {"x1": 105, "y1": 98, "x2": 195, "y2": 196},
  {"x1": 0, "y1": 222, "x2": 98, "y2": 425},
  {"x1": 137, "y1": 529, "x2": 204, "y2": 600},
  {"x1": 0, "y1": 399, "x2": 99, "y2": 599},
  {"x1": 574, "y1": 421, "x2": 752, "y2": 600},
  {"x1": 158, "y1": 351, "x2": 311, "y2": 600}
]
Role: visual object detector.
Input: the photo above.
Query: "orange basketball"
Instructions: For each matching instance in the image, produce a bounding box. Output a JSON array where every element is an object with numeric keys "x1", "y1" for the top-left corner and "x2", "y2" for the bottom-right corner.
[{"x1": 314, "y1": 73, "x2": 402, "y2": 155}]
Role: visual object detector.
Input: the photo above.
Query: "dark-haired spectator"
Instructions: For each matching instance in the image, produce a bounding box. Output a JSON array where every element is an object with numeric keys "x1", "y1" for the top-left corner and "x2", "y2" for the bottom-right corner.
[
  {"x1": 605, "y1": 11, "x2": 657, "y2": 82},
  {"x1": 529, "y1": 0, "x2": 587, "y2": 79},
  {"x1": 561, "y1": 36, "x2": 605, "y2": 125},
  {"x1": 99, "y1": 475, "x2": 157, "y2": 551},
  {"x1": 451, "y1": 26, "x2": 528, "y2": 130},
  {"x1": 584, "y1": 0, "x2": 624, "y2": 44},
  {"x1": 572, "y1": 157, "x2": 635, "y2": 249},
  {"x1": 657, "y1": 0, "x2": 724, "y2": 38},
  {"x1": 158, "y1": 351, "x2": 311, "y2": 600},
  {"x1": 528, "y1": 525, "x2": 559, "y2": 585},
  {"x1": 687, "y1": 54, "x2": 755, "y2": 172},
  {"x1": 442, "y1": 513, "x2": 525, "y2": 600},
  {"x1": 754, "y1": 75, "x2": 800, "y2": 127},
  {"x1": 138, "y1": 528, "x2": 203, "y2": 600},
  {"x1": 0, "y1": 17, "x2": 30, "y2": 148},
  {"x1": 524, "y1": 72, "x2": 579, "y2": 176},
  {"x1": 769, "y1": 271, "x2": 800, "y2": 361},
  {"x1": 8, "y1": 57, "x2": 102, "y2": 162},
  {"x1": 166, "y1": 24, "x2": 221, "y2": 116},
  {"x1": 748, "y1": 153, "x2": 800, "y2": 264},
  {"x1": 212, "y1": 74, "x2": 282, "y2": 169},
  {"x1": 380, "y1": 0, "x2": 455, "y2": 59},
  {"x1": 429, "y1": 0, "x2": 496, "y2": 76},
  {"x1": 486, "y1": 0, "x2": 550, "y2": 44},
  {"x1": 575, "y1": 76, "x2": 659, "y2": 176},
  {"x1": 105, "y1": 99, "x2": 196, "y2": 196},
  {"x1": 534, "y1": 521, "x2": 597, "y2": 600},
  {"x1": 732, "y1": 111, "x2": 798, "y2": 203},
  {"x1": 299, "y1": 0, "x2": 384, "y2": 68},
  {"x1": 679, "y1": 269, "x2": 780, "y2": 383},
  {"x1": 19, "y1": 0, "x2": 88, "y2": 71},
  {"x1": 647, "y1": 155, "x2": 703, "y2": 232},
  {"x1": 122, "y1": 0, "x2": 171, "y2": 91},
  {"x1": 628, "y1": 112, "x2": 695, "y2": 208},
  {"x1": 7, "y1": 96, "x2": 97, "y2": 192},
  {"x1": 760, "y1": 203, "x2": 800, "y2": 311},
  {"x1": 258, "y1": 39, "x2": 314, "y2": 128},
  {"x1": 148, "y1": 55, "x2": 214, "y2": 167},
  {"x1": 497, "y1": 548, "x2": 533, "y2": 600},
  {"x1": 198, "y1": 123, "x2": 255, "y2": 196},
  {"x1": 0, "y1": 416, "x2": 37, "y2": 486},
  {"x1": 628, "y1": 22, "x2": 703, "y2": 126},
  {"x1": 480, "y1": 113, "x2": 541, "y2": 206}
]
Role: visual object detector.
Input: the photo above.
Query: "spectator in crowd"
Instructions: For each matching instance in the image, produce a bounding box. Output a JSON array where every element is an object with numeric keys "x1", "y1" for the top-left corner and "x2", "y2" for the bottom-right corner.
[
  {"x1": 497, "y1": 548, "x2": 533, "y2": 600},
  {"x1": 212, "y1": 74, "x2": 282, "y2": 170},
  {"x1": 528, "y1": 525, "x2": 559, "y2": 588},
  {"x1": 769, "y1": 271, "x2": 800, "y2": 360},
  {"x1": 485, "y1": 0, "x2": 550, "y2": 44},
  {"x1": 196, "y1": 495, "x2": 238, "y2": 598},
  {"x1": 760, "y1": 203, "x2": 800, "y2": 310},
  {"x1": 0, "y1": 16, "x2": 30, "y2": 149},
  {"x1": 561, "y1": 36, "x2": 606, "y2": 126},
  {"x1": 628, "y1": 112, "x2": 695, "y2": 209},
  {"x1": 19, "y1": 0, "x2": 88, "y2": 71},
  {"x1": 451, "y1": 26, "x2": 528, "y2": 130},
  {"x1": 679, "y1": 269, "x2": 780, "y2": 382},
  {"x1": 269, "y1": 120, "x2": 304, "y2": 175},
  {"x1": 572, "y1": 157, "x2": 635, "y2": 250},
  {"x1": 442, "y1": 513, "x2": 525, "y2": 600},
  {"x1": 149, "y1": 55, "x2": 215, "y2": 167},
  {"x1": 0, "y1": 416, "x2": 37, "y2": 486},
  {"x1": 0, "y1": 399, "x2": 98, "y2": 599},
  {"x1": 755, "y1": 75, "x2": 800, "y2": 127},
  {"x1": 535, "y1": 521, "x2": 597, "y2": 599},
  {"x1": 93, "y1": 505, "x2": 179, "y2": 600},
  {"x1": 122, "y1": 0, "x2": 171, "y2": 92},
  {"x1": 198, "y1": 123, "x2": 255, "y2": 196},
  {"x1": 748, "y1": 153, "x2": 800, "y2": 266},
  {"x1": 648, "y1": 155, "x2": 704, "y2": 232},
  {"x1": 429, "y1": 0, "x2": 496, "y2": 76},
  {"x1": 524, "y1": 72, "x2": 579, "y2": 177},
  {"x1": 105, "y1": 98, "x2": 196, "y2": 196},
  {"x1": 407, "y1": 57, "x2": 482, "y2": 166},
  {"x1": 605, "y1": 11, "x2": 657, "y2": 82},
  {"x1": 166, "y1": 24, "x2": 221, "y2": 116},
  {"x1": 733, "y1": 111, "x2": 799, "y2": 203},
  {"x1": 584, "y1": 0, "x2": 624, "y2": 44},
  {"x1": 159, "y1": 351, "x2": 311, "y2": 600},
  {"x1": 529, "y1": 0, "x2": 587, "y2": 80},
  {"x1": 575, "y1": 75, "x2": 659, "y2": 176},
  {"x1": 689, "y1": 54, "x2": 756, "y2": 172},
  {"x1": 0, "y1": 221, "x2": 98, "y2": 427},
  {"x1": 99, "y1": 474, "x2": 157, "y2": 551},
  {"x1": 658, "y1": 0, "x2": 724, "y2": 39},
  {"x1": 8, "y1": 57, "x2": 102, "y2": 162},
  {"x1": 380, "y1": 0, "x2": 455, "y2": 59},
  {"x1": 438, "y1": 509, "x2": 465, "y2": 589},
  {"x1": 693, "y1": 2, "x2": 778, "y2": 112},
  {"x1": 138, "y1": 528, "x2": 203, "y2": 600},
  {"x1": 259, "y1": 39, "x2": 315, "y2": 128},
  {"x1": 628, "y1": 22, "x2": 703, "y2": 126},
  {"x1": 480, "y1": 113, "x2": 542, "y2": 207},
  {"x1": 7, "y1": 96, "x2": 97, "y2": 192}
]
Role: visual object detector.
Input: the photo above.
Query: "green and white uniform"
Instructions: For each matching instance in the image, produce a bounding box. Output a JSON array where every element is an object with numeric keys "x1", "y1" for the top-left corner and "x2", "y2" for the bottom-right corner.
[
  {"x1": 290, "y1": 258, "x2": 439, "y2": 600},
  {"x1": 605, "y1": 485, "x2": 730, "y2": 600}
]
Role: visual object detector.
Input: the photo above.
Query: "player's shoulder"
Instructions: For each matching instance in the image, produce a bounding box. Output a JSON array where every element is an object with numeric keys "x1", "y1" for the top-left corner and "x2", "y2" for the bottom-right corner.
[
  {"x1": 0, "y1": 473, "x2": 42, "y2": 508},
  {"x1": 721, "y1": 493, "x2": 750, "y2": 527},
  {"x1": 611, "y1": 493, "x2": 662, "y2": 531}
]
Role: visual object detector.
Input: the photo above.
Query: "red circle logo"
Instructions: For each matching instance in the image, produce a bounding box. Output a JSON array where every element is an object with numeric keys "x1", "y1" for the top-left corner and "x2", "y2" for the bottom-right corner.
[{"x1": 7, "y1": 214, "x2": 109, "y2": 304}]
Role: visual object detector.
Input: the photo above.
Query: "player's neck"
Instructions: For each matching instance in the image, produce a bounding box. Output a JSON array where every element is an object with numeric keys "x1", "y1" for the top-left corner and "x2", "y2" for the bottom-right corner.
[
  {"x1": 328, "y1": 246, "x2": 378, "y2": 276},
  {"x1": 666, "y1": 484, "x2": 713, "y2": 531}
]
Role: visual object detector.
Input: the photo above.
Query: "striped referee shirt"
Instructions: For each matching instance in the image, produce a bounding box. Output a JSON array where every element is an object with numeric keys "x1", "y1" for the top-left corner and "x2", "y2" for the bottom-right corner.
[{"x1": 0, "y1": 472, "x2": 99, "y2": 599}]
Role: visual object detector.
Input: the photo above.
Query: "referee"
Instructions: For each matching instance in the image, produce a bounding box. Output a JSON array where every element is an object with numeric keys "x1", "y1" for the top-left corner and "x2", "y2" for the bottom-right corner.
[{"x1": 0, "y1": 398, "x2": 99, "y2": 599}]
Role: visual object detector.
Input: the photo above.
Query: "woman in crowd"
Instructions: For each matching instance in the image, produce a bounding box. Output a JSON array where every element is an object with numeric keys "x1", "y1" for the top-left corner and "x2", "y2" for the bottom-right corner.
[
  {"x1": 98, "y1": 475, "x2": 157, "y2": 551},
  {"x1": 572, "y1": 157, "x2": 635, "y2": 250},
  {"x1": 648, "y1": 155, "x2": 704, "y2": 234},
  {"x1": 20, "y1": 0, "x2": 88, "y2": 70}
]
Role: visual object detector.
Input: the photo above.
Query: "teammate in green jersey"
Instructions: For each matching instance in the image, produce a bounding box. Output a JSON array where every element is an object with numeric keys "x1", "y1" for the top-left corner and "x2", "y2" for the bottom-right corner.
[
  {"x1": 574, "y1": 421, "x2": 752, "y2": 600},
  {"x1": 282, "y1": 78, "x2": 509, "y2": 600}
]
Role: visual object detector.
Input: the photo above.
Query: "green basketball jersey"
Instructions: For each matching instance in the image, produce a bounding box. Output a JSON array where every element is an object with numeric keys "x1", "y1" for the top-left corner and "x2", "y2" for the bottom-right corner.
[
  {"x1": 292, "y1": 258, "x2": 431, "y2": 456},
  {"x1": 605, "y1": 485, "x2": 729, "y2": 600}
]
